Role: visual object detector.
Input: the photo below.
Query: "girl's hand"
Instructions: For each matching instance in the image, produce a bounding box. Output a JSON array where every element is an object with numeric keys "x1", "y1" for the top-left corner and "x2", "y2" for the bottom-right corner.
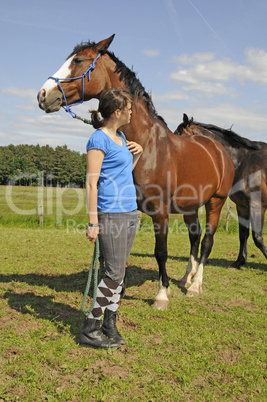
[
  {"x1": 127, "y1": 141, "x2": 143, "y2": 155},
  {"x1": 86, "y1": 226, "x2": 99, "y2": 244}
]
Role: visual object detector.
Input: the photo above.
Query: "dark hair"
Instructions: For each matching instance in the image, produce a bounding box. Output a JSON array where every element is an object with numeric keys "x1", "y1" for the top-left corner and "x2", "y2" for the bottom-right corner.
[{"x1": 90, "y1": 88, "x2": 132, "y2": 129}]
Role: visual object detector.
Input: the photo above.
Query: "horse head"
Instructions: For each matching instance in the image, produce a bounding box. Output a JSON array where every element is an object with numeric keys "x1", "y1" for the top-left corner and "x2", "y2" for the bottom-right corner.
[
  {"x1": 37, "y1": 35, "x2": 115, "y2": 113},
  {"x1": 174, "y1": 113, "x2": 195, "y2": 136}
]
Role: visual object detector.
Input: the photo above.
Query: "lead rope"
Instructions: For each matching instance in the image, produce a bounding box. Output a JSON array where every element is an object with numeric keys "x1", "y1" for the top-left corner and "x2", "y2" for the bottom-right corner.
[{"x1": 81, "y1": 237, "x2": 105, "y2": 314}]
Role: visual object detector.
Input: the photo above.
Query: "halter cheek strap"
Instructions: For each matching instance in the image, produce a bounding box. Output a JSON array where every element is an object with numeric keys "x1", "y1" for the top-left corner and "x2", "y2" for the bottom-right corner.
[{"x1": 48, "y1": 53, "x2": 101, "y2": 119}]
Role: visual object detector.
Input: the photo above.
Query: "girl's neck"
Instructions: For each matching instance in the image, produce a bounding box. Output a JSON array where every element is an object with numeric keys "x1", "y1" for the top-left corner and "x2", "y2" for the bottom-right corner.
[
  {"x1": 101, "y1": 120, "x2": 123, "y2": 146},
  {"x1": 101, "y1": 120, "x2": 119, "y2": 139}
]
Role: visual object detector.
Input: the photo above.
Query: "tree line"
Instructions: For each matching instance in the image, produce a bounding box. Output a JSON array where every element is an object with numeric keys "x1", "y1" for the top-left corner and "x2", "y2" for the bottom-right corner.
[{"x1": 0, "y1": 144, "x2": 87, "y2": 187}]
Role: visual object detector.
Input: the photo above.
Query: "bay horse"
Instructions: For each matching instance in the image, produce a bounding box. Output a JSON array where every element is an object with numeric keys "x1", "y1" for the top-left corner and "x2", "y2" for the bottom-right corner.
[
  {"x1": 176, "y1": 113, "x2": 267, "y2": 268},
  {"x1": 37, "y1": 35, "x2": 234, "y2": 308}
]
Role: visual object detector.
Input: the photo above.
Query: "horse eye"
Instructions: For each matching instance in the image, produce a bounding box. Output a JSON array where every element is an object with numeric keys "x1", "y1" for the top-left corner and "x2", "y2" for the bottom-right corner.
[{"x1": 73, "y1": 58, "x2": 83, "y2": 64}]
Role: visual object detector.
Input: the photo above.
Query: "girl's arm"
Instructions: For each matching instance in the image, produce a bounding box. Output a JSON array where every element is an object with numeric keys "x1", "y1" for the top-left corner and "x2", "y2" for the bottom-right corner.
[{"x1": 86, "y1": 149, "x2": 104, "y2": 243}]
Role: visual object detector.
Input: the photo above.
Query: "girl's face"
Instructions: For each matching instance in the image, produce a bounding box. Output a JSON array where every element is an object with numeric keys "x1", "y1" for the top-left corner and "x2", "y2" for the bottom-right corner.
[{"x1": 119, "y1": 101, "x2": 132, "y2": 125}]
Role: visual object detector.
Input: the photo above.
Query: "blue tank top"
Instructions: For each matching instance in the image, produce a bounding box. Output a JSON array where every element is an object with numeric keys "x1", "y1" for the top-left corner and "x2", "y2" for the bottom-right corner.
[{"x1": 86, "y1": 129, "x2": 137, "y2": 213}]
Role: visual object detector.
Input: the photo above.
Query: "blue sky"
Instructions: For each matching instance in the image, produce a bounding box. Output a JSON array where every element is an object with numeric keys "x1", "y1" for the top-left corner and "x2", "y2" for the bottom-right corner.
[{"x1": 1, "y1": 0, "x2": 267, "y2": 153}]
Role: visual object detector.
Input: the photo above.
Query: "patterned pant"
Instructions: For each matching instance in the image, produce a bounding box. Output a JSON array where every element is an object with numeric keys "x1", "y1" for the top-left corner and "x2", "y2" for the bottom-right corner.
[
  {"x1": 88, "y1": 277, "x2": 122, "y2": 319},
  {"x1": 88, "y1": 210, "x2": 138, "y2": 320}
]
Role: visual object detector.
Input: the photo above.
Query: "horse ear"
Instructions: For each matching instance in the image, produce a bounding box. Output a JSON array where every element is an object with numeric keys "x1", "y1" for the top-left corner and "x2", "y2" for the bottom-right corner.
[
  {"x1": 183, "y1": 113, "x2": 189, "y2": 125},
  {"x1": 95, "y1": 34, "x2": 115, "y2": 54}
]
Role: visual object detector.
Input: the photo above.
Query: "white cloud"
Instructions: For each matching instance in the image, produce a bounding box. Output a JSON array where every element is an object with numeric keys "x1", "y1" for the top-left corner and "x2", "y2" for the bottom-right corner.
[
  {"x1": 171, "y1": 58, "x2": 238, "y2": 84},
  {"x1": 173, "y1": 52, "x2": 215, "y2": 65},
  {"x1": 16, "y1": 104, "x2": 37, "y2": 111},
  {"x1": 181, "y1": 82, "x2": 238, "y2": 98},
  {"x1": 237, "y1": 48, "x2": 267, "y2": 84},
  {"x1": 153, "y1": 90, "x2": 190, "y2": 102},
  {"x1": 170, "y1": 48, "x2": 267, "y2": 98},
  {"x1": 0, "y1": 92, "x2": 97, "y2": 151},
  {"x1": 142, "y1": 49, "x2": 160, "y2": 57},
  {"x1": 2, "y1": 87, "x2": 37, "y2": 98},
  {"x1": 188, "y1": 104, "x2": 260, "y2": 128},
  {"x1": 14, "y1": 113, "x2": 94, "y2": 138}
]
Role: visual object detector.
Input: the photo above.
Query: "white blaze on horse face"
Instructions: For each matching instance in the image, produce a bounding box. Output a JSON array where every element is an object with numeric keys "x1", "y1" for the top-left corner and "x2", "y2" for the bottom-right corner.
[{"x1": 41, "y1": 55, "x2": 75, "y2": 95}]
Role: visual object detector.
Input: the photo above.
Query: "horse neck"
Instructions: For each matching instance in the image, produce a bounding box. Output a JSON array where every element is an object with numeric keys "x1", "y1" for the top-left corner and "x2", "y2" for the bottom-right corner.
[
  {"x1": 121, "y1": 98, "x2": 170, "y2": 148},
  {"x1": 96, "y1": 55, "x2": 171, "y2": 146}
]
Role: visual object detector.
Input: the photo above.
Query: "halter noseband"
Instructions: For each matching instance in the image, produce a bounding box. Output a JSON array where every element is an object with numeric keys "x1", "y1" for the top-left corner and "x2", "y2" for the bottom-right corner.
[{"x1": 48, "y1": 53, "x2": 101, "y2": 119}]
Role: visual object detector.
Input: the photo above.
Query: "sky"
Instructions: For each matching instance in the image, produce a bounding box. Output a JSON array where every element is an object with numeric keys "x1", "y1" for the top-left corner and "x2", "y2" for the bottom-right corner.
[{"x1": 1, "y1": 0, "x2": 267, "y2": 154}]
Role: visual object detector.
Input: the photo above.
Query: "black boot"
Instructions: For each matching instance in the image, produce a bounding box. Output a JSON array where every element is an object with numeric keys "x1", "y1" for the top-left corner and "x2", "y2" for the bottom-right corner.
[
  {"x1": 102, "y1": 309, "x2": 126, "y2": 345},
  {"x1": 78, "y1": 318, "x2": 121, "y2": 349}
]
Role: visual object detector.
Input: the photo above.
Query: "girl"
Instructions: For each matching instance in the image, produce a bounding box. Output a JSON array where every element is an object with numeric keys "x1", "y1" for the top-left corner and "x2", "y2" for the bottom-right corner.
[{"x1": 79, "y1": 88, "x2": 143, "y2": 349}]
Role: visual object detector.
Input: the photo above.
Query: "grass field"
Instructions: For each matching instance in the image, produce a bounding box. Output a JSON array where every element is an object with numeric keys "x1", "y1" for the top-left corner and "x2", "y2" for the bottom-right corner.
[{"x1": 0, "y1": 186, "x2": 266, "y2": 401}]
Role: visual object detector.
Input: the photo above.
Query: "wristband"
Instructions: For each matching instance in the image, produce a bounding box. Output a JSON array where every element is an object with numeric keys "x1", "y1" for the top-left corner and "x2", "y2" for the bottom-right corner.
[{"x1": 88, "y1": 223, "x2": 99, "y2": 227}]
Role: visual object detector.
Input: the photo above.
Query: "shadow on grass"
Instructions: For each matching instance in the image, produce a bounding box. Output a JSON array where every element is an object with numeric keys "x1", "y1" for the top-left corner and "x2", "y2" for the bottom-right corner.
[
  {"x1": 1, "y1": 264, "x2": 159, "y2": 339},
  {"x1": 4, "y1": 291, "x2": 82, "y2": 338},
  {"x1": 2, "y1": 255, "x2": 265, "y2": 340},
  {"x1": 2, "y1": 264, "x2": 160, "y2": 339},
  {"x1": 2, "y1": 261, "x2": 183, "y2": 338},
  {"x1": 122, "y1": 294, "x2": 155, "y2": 307},
  {"x1": 205, "y1": 257, "x2": 266, "y2": 272},
  {"x1": 131, "y1": 252, "x2": 188, "y2": 263},
  {"x1": 0, "y1": 263, "x2": 158, "y2": 293},
  {"x1": 131, "y1": 252, "x2": 266, "y2": 272},
  {"x1": 0, "y1": 271, "x2": 92, "y2": 293},
  {"x1": 1, "y1": 254, "x2": 265, "y2": 297}
]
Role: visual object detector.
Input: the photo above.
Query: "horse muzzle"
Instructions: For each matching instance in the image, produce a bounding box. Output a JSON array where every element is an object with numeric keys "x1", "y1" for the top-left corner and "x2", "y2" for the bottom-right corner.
[{"x1": 37, "y1": 88, "x2": 63, "y2": 113}]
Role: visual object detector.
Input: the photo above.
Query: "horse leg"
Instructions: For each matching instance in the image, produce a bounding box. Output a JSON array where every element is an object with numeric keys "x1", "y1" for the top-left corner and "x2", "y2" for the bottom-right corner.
[
  {"x1": 251, "y1": 204, "x2": 267, "y2": 259},
  {"x1": 186, "y1": 197, "x2": 225, "y2": 297},
  {"x1": 230, "y1": 205, "x2": 250, "y2": 268},
  {"x1": 152, "y1": 214, "x2": 171, "y2": 310},
  {"x1": 178, "y1": 213, "x2": 202, "y2": 287}
]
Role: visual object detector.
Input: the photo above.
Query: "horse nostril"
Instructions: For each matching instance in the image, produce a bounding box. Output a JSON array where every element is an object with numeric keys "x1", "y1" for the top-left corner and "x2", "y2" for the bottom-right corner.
[
  {"x1": 42, "y1": 88, "x2": 46, "y2": 99},
  {"x1": 37, "y1": 88, "x2": 47, "y2": 110},
  {"x1": 37, "y1": 88, "x2": 46, "y2": 103}
]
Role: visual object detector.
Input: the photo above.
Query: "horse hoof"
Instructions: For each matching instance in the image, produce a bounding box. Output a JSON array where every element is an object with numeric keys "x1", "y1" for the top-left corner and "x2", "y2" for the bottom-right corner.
[
  {"x1": 229, "y1": 258, "x2": 246, "y2": 269},
  {"x1": 228, "y1": 263, "x2": 241, "y2": 269},
  {"x1": 186, "y1": 286, "x2": 202, "y2": 297},
  {"x1": 178, "y1": 280, "x2": 189, "y2": 288},
  {"x1": 153, "y1": 299, "x2": 169, "y2": 310},
  {"x1": 186, "y1": 290, "x2": 199, "y2": 297}
]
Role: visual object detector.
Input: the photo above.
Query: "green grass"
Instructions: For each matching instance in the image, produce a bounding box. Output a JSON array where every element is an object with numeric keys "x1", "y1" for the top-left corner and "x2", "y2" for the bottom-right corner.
[
  {"x1": 0, "y1": 185, "x2": 256, "y2": 233},
  {"x1": 0, "y1": 185, "x2": 266, "y2": 400},
  {"x1": 0, "y1": 222, "x2": 266, "y2": 401},
  {"x1": 0, "y1": 185, "x2": 88, "y2": 228}
]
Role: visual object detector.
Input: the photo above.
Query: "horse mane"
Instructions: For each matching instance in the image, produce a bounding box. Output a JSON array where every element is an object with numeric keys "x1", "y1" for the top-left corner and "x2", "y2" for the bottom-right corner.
[
  {"x1": 190, "y1": 120, "x2": 265, "y2": 151},
  {"x1": 68, "y1": 41, "x2": 167, "y2": 125},
  {"x1": 68, "y1": 41, "x2": 98, "y2": 59}
]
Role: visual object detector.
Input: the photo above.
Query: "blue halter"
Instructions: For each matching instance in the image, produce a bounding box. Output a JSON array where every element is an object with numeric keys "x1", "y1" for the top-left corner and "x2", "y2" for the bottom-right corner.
[{"x1": 48, "y1": 53, "x2": 101, "y2": 119}]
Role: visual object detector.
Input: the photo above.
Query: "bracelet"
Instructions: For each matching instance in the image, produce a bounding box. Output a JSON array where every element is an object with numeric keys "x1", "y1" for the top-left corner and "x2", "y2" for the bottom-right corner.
[{"x1": 88, "y1": 223, "x2": 99, "y2": 227}]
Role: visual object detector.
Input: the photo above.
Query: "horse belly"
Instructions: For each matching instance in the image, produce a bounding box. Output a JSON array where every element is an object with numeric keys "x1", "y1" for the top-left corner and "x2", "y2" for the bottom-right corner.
[{"x1": 170, "y1": 161, "x2": 220, "y2": 213}]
